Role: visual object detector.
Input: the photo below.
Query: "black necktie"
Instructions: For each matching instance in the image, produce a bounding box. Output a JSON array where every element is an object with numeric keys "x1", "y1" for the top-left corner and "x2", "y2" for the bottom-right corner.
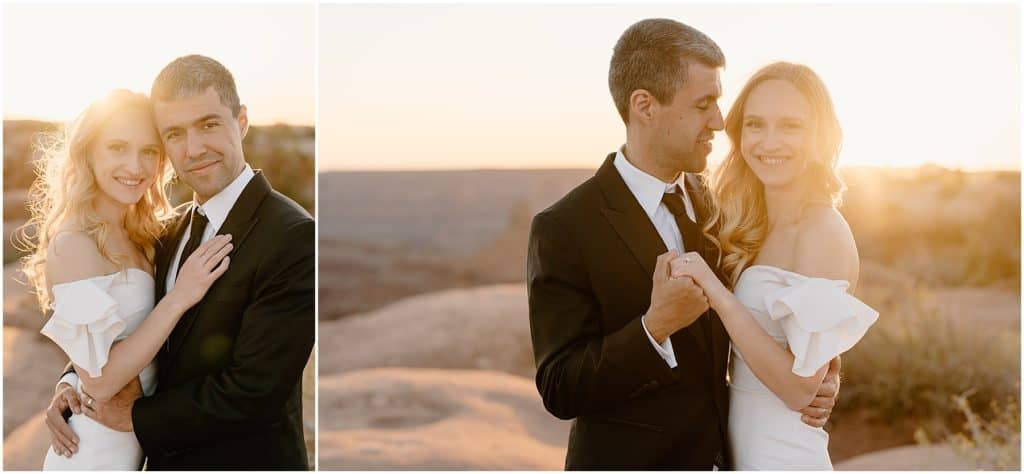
[
  {"x1": 662, "y1": 187, "x2": 713, "y2": 354},
  {"x1": 661, "y1": 187, "x2": 703, "y2": 255},
  {"x1": 176, "y1": 208, "x2": 209, "y2": 282}
]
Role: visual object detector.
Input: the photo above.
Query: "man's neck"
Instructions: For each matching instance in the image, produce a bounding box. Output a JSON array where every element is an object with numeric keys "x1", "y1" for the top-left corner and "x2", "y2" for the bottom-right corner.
[
  {"x1": 193, "y1": 164, "x2": 247, "y2": 205},
  {"x1": 623, "y1": 141, "x2": 681, "y2": 184}
]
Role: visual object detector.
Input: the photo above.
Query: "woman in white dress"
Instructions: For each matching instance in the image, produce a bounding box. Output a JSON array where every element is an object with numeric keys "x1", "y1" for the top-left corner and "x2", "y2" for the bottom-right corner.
[
  {"x1": 671, "y1": 62, "x2": 878, "y2": 470},
  {"x1": 21, "y1": 90, "x2": 233, "y2": 470}
]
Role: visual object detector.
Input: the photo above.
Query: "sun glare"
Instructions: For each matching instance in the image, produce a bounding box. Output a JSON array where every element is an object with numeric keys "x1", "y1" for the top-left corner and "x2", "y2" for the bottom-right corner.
[
  {"x1": 319, "y1": 4, "x2": 1020, "y2": 172},
  {"x1": 3, "y1": 4, "x2": 314, "y2": 126}
]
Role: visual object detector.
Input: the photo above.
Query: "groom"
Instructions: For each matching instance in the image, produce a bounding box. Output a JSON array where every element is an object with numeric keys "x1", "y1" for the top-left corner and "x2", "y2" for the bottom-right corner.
[
  {"x1": 527, "y1": 19, "x2": 839, "y2": 469},
  {"x1": 43, "y1": 55, "x2": 314, "y2": 469}
]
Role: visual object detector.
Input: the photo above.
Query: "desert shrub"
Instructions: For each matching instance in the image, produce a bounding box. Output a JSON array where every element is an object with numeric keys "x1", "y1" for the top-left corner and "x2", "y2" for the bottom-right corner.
[
  {"x1": 943, "y1": 391, "x2": 1021, "y2": 470},
  {"x1": 838, "y1": 279, "x2": 1021, "y2": 439}
]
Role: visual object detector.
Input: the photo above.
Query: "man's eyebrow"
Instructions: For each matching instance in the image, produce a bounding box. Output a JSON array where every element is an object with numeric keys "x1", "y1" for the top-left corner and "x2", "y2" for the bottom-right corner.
[
  {"x1": 694, "y1": 93, "x2": 720, "y2": 103},
  {"x1": 160, "y1": 114, "x2": 224, "y2": 135},
  {"x1": 193, "y1": 114, "x2": 224, "y2": 125}
]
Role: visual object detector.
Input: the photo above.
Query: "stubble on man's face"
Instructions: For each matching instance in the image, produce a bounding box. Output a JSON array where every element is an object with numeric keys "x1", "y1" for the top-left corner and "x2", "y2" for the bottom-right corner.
[{"x1": 655, "y1": 62, "x2": 724, "y2": 175}]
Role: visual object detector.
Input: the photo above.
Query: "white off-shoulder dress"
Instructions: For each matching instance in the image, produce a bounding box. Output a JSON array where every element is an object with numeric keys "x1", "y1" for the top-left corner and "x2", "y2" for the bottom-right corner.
[
  {"x1": 728, "y1": 265, "x2": 878, "y2": 470},
  {"x1": 40, "y1": 268, "x2": 157, "y2": 471}
]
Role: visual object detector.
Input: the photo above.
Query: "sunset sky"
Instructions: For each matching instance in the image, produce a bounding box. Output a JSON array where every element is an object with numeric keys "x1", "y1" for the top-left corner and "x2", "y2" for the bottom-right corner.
[
  {"x1": 320, "y1": 3, "x2": 1020, "y2": 171},
  {"x1": 3, "y1": 4, "x2": 314, "y2": 126}
]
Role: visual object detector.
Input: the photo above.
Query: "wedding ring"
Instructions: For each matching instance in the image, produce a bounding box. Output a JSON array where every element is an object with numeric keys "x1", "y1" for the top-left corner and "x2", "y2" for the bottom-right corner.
[
  {"x1": 85, "y1": 397, "x2": 94, "y2": 408},
  {"x1": 683, "y1": 257, "x2": 692, "y2": 264}
]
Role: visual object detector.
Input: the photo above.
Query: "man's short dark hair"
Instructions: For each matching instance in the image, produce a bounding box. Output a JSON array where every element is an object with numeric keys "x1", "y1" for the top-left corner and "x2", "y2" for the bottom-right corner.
[
  {"x1": 609, "y1": 18, "x2": 725, "y2": 124},
  {"x1": 151, "y1": 55, "x2": 241, "y2": 117}
]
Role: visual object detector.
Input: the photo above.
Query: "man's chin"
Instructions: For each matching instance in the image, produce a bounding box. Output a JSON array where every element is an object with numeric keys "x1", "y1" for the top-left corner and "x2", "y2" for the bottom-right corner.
[
  {"x1": 184, "y1": 177, "x2": 225, "y2": 203},
  {"x1": 679, "y1": 152, "x2": 709, "y2": 174}
]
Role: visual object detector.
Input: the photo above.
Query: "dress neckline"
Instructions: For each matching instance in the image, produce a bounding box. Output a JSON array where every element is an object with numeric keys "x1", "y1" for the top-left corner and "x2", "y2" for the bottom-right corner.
[
  {"x1": 741, "y1": 264, "x2": 851, "y2": 286},
  {"x1": 51, "y1": 267, "x2": 154, "y2": 289},
  {"x1": 745, "y1": 264, "x2": 799, "y2": 275}
]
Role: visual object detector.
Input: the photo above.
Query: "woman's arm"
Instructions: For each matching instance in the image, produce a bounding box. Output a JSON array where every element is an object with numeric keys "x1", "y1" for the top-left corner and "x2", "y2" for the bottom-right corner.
[
  {"x1": 712, "y1": 289, "x2": 829, "y2": 410},
  {"x1": 47, "y1": 232, "x2": 233, "y2": 401},
  {"x1": 673, "y1": 209, "x2": 859, "y2": 411}
]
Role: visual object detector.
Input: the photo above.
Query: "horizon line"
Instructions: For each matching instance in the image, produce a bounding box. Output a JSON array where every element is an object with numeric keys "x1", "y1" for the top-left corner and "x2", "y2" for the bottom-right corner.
[{"x1": 319, "y1": 164, "x2": 1022, "y2": 174}]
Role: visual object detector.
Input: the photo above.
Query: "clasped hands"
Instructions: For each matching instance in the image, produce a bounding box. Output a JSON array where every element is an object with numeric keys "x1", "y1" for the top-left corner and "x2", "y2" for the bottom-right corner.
[{"x1": 645, "y1": 250, "x2": 839, "y2": 428}]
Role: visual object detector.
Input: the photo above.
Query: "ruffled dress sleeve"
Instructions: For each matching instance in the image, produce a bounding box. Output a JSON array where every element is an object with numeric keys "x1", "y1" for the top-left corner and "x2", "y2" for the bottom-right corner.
[
  {"x1": 39, "y1": 276, "x2": 125, "y2": 378},
  {"x1": 763, "y1": 277, "x2": 879, "y2": 377}
]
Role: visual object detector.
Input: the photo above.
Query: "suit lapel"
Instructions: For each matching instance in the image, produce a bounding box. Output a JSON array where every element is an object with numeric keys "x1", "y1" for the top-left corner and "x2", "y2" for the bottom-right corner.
[
  {"x1": 165, "y1": 172, "x2": 271, "y2": 361},
  {"x1": 156, "y1": 211, "x2": 190, "y2": 302},
  {"x1": 596, "y1": 154, "x2": 667, "y2": 278},
  {"x1": 597, "y1": 154, "x2": 711, "y2": 357}
]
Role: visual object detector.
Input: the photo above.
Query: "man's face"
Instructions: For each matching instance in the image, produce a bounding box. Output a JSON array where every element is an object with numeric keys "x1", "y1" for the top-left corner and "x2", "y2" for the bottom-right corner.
[
  {"x1": 154, "y1": 87, "x2": 248, "y2": 203},
  {"x1": 650, "y1": 61, "x2": 724, "y2": 173}
]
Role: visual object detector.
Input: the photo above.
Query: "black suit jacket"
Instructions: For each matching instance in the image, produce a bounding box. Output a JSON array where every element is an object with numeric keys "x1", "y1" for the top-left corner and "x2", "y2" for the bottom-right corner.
[
  {"x1": 132, "y1": 171, "x2": 314, "y2": 470},
  {"x1": 527, "y1": 154, "x2": 731, "y2": 470}
]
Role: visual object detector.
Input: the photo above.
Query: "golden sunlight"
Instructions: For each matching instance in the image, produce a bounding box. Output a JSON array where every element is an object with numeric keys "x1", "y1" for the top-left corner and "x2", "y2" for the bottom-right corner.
[{"x1": 3, "y1": 4, "x2": 314, "y2": 126}]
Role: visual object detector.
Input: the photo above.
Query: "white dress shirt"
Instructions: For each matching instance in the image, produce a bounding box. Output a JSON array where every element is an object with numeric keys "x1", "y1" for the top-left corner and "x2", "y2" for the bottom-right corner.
[
  {"x1": 613, "y1": 148, "x2": 697, "y2": 369},
  {"x1": 167, "y1": 164, "x2": 255, "y2": 291}
]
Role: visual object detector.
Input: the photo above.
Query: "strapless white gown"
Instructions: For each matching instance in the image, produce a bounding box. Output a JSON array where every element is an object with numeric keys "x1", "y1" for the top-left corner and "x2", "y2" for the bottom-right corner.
[
  {"x1": 39, "y1": 268, "x2": 157, "y2": 471},
  {"x1": 728, "y1": 265, "x2": 878, "y2": 470}
]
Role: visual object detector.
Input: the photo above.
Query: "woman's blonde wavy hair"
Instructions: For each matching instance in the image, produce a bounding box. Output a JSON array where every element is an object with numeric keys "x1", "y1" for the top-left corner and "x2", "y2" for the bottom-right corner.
[
  {"x1": 702, "y1": 62, "x2": 845, "y2": 287},
  {"x1": 19, "y1": 89, "x2": 175, "y2": 310}
]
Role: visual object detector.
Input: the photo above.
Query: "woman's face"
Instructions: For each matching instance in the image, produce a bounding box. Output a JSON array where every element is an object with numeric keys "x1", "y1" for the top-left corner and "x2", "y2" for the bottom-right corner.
[
  {"x1": 740, "y1": 79, "x2": 817, "y2": 190},
  {"x1": 89, "y1": 107, "x2": 162, "y2": 207}
]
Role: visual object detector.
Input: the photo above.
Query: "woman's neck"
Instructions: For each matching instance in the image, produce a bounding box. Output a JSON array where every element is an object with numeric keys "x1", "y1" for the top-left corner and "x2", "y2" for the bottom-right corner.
[
  {"x1": 93, "y1": 194, "x2": 128, "y2": 234},
  {"x1": 763, "y1": 180, "x2": 809, "y2": 227}
]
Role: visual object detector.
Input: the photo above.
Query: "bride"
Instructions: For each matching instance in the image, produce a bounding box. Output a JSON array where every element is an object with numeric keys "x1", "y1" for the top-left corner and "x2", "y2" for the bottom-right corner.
[
  {"x1": 21, "y1": 89, "x2": 232, "y2": 470},
  {"x1": 671, "y1": 62, "x2": 878, "y2": 469}
]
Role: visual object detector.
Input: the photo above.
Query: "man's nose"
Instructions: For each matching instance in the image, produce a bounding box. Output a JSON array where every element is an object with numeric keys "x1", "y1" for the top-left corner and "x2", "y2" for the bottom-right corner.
[
  {"x1": 185, "y1": 130, "x2": 205, "y2": 159},
  {"x1": 709, "y1": 106, "x2": 725, "y2": 131}
]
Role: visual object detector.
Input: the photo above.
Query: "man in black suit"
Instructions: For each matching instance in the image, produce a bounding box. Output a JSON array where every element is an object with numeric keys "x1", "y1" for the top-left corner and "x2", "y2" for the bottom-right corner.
[
  {"x1": 527, "y1": 19, "x2": 839, "y2": 469},
  {"x1": 44, "y1": 55, "x2": 314, "y2": 469}
]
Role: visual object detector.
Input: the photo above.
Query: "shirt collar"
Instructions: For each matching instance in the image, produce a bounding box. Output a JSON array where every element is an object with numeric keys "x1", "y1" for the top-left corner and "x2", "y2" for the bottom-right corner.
[
  {"x1": 613, "y1": 147, "x2": 692, "y2": 219},
  {"x1": 193, "y1": 164, "x2": 255, "y2": 232}
]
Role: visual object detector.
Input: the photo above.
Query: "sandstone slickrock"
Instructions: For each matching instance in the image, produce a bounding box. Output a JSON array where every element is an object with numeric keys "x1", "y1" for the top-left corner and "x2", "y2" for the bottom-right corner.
[
  {"x1": 319, "y1": 284, "x2": 535, "y2": 378},
  {"x1": 319, "y1": 367, "x2": 569, "y2": 470},
  {"x1": 834, "y1": 444, "x2": 971, "y2": 470},
  {"x1": 4, "y1": 326, "x2": 65, "y2": 435},
  {"x1": 3, "y1": 412, "x2": 47, "y2": 470}
]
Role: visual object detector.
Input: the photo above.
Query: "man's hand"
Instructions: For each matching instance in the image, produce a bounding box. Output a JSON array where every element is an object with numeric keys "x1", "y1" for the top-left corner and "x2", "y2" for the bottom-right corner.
[
  {"x1": 801, "y1": 356, "x2": 841, "y2": 427},
  {"x1": 82, "y1": 377, "x2": 143, "y2": 433},
  {"x1": 45, "y1": 382, "x2": 81, "y2": 457},
  {"x1": 644, "y1": 250, "x2": 710, "y2": 343}
]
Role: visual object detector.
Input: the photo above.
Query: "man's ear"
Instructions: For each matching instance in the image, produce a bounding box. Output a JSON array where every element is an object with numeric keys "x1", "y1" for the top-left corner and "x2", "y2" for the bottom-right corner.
[
  {"x1": 629, "y1": 89, "x2": 655, "y2": 124},
  {"x1": 237, "y1": 105, "x2": 249, "y2": 139}
]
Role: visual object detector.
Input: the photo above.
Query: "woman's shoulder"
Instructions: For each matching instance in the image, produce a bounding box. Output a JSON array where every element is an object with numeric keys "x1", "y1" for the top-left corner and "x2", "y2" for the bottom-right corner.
[
  {"x1": 793, "y1": 206, "x2": 859, "y2": 283},
  {"x1": 798, "y1": 206, "x2": 853, "y2": 239},
  {"x1": 46, "y1": 229, "x2": 115, "y2": 286}
]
